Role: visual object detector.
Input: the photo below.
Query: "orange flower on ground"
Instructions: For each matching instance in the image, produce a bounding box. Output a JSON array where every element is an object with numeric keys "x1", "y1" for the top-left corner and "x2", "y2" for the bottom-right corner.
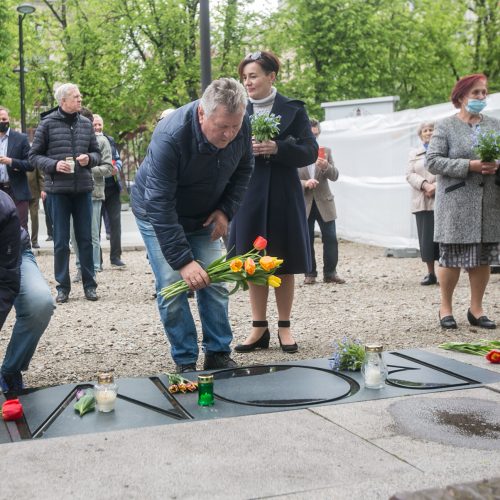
[
  {"x1": 229, "y1": 258, "x2": 243, "y2": 272},
  {"x1": 259, "y1": 256, "x2": 276, "y2": 271},
  {"x1": 253, "y1": 236, "x2": 267, "y2": 251},
  {"x1": 268, "y1": 275, "x2": 281, "y2": 288},
  {"x1": 244, "y1": 257, "x2": 256, "y2": 275}
]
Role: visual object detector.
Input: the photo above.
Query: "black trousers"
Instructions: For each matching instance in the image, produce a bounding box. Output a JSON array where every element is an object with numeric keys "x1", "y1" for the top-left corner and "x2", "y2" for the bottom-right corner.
[{"x1": 102, "y1": 186, "x2": 122, "y2": 262}]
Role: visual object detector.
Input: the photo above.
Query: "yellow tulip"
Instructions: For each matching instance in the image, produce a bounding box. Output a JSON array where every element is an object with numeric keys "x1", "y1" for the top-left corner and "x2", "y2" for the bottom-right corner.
[
  {"x1": 268, "y1": 275, "x2": 281, "y2": 288},
  {"x1": 272, "y1": 258, "x2": 284, "y2": 267},
  {"x1": 229, "y1": 259, "x2": 243, "y2": 272},
  {"x1": 259, "y1": 256, "x2": 275, "y2": 271}
]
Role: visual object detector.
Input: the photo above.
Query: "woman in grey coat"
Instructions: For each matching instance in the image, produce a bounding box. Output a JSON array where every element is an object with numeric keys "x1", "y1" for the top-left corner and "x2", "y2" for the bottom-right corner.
[{"x1": 427, "y1": 73, "x2": 500, "y2": 330}]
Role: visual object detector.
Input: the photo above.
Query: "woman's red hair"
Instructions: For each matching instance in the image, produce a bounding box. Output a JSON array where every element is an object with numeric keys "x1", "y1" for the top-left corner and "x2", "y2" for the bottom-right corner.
[{"x1": 450, "y1": 73, "x2": 488, "y2": 108}]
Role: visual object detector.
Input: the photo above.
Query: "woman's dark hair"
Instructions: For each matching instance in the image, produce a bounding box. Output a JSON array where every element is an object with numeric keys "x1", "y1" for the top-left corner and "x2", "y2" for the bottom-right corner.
[
  {"x1": 238, "y1": 50, "x2": 280, "y2": 79},
  {"x1": 450, "y1": 73, "x2": 488, "y2": 109}
]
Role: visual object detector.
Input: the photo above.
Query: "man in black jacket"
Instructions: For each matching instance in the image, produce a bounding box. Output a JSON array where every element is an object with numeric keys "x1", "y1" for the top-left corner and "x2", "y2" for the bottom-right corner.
[
  {"x1": 29, "y1": 83, "x2": 101, "y2": 303},
  {"x1": 132, "y1": 78, "x2": 254, "y2": 372},
  {"x1": 0, "y1": 191, "x2": 53, "y2": 393},
  {"x1": 0, "y1": 106, "x2": 34, "y2": 231}
]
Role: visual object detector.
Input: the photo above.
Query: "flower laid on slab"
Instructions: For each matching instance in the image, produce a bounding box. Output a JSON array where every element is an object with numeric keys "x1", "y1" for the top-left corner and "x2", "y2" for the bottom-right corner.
[
  {"x1": 74, "y1": 388, "x2": 96, "y2": 417},
  {"x1": 167, "y1": 373, "x2": 198, "y2": 394},
  {"x1": 329, "y1": 337, "x2": 365, "y2": 371},
  {"x1": 439, "y1": 339, "x2": 500, "y2": 356},
  {"x1": 485, "y1": 349, "x2": 500, "y2": 364},
  {"x1": 159, "y1": 236, "x2": 284, "y2": 300}
]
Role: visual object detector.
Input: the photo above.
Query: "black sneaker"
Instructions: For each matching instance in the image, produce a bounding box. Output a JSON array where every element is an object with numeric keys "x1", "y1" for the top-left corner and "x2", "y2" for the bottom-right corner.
[
  {"x1": 56, "y1": 290, "x2": 69, "y2": 303},
  {"x1": 84, "y1": 287, "x2": 98, "y2": 301},
  {"x1": 175, "y1": 363, "x2": 197, "y2": 373},
  {"x1": 111, "y1": 259, "x2": 126, "y2": 268},
  {"x1": 203, "y1": 352, "x2": 237, "y2": 370}
]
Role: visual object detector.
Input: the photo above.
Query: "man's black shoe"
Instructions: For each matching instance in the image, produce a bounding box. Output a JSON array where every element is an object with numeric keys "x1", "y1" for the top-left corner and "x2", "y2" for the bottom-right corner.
[
  {"x1": 56, "y1": 290, "x2": 69, "y2": 303},
  {"x1": 111, "y1": 259, "x2": 126, "y2": 268},
  {"x1": 175, "y1": 363, "x2": 197, "y2": 373},
  {"x1": 203, "y1": 352, "x2": 237, "y2": 370},
  {"x1": 84, "y1": 287, "x2": 98, "y2": 301}
]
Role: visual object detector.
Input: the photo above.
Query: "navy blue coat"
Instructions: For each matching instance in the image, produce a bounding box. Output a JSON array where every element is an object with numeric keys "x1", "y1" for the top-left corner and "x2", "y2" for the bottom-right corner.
[
  {"x1": 132, "y1": 100, "x2": 254, "y2": 270},
  {"x1": 229, "y1": 93, "x2": 318, "y2": 274},
  {"x1": 4, "y1": 129, "x2": 33, "y2": 201}
]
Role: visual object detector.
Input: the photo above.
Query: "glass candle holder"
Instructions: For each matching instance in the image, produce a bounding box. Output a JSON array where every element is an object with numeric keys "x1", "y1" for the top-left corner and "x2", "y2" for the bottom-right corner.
[
  {"x1": 94, "y1": 372, "x2": 118, "y2": 412},
  {"x1": 197, "y1": 374, "x2": 214, "y2": 406},
  {"x1": 361, "y1": 344, "x2": 387, "y2": 389}
]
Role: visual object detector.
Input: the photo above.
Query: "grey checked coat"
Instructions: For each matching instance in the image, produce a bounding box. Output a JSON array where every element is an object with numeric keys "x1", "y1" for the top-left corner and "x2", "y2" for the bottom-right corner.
[{"x1": 426, "y1": 114, "x2": 500, "y2": 244}]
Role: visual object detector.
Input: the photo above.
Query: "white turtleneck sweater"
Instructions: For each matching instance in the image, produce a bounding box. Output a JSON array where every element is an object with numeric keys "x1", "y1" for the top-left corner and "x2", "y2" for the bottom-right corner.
[{"x1": 249, "y1": 86, "x2": 277, "y2": 115}]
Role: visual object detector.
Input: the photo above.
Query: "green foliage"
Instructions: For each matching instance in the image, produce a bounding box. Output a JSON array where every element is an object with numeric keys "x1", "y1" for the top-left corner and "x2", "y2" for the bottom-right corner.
[
  {"x1": 250, "y1": 113, "x2": 281, "y2": 141},
  {"x1": 474, "y1": 130, "x2": 500, "y2": 162}
]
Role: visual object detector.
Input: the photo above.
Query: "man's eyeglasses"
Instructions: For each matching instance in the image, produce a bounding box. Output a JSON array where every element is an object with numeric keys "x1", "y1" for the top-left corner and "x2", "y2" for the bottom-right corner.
[{"x1": 245, "y1": 51, "x2": 262, "y2": 61}]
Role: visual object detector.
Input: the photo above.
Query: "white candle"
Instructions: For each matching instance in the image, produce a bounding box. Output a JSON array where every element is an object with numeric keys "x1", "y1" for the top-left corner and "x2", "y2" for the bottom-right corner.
[
  {"x1": 364, "y1": 366, "x2": 383, "y2": 388},
  {"x1": 96, "y1": 390, "x2": 117, "y2": 412}
]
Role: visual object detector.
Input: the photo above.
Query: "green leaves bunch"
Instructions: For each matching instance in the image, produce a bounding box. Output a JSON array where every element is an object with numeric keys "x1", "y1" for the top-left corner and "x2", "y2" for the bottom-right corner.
[
  {"x1": 73, "y1": 389, "x2": 96, "y2": 417},
  {"x1": 250, "y1": 113, "x2": 281, "y2": 142},
  {"x1": 474, "y1": 130, "x2": 500, "y2": 162},
  {"x1": 329, "y1": 337, "x2": 365, "y2": 371},
  {"x1": 439, "y1": 339, "x2": 500, "y2": 356}
]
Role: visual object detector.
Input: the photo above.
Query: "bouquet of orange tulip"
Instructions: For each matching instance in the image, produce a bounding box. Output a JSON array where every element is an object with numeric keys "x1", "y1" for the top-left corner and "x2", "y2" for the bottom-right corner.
[{"x1": 159, "y1": 236, "x2": 283, "y2": 300}]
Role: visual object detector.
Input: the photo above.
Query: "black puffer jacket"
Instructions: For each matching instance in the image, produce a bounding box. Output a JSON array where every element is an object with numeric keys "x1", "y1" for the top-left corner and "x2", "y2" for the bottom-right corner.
[{"x1": 29, "y1": 107, "x2": 101, "y2": 194}]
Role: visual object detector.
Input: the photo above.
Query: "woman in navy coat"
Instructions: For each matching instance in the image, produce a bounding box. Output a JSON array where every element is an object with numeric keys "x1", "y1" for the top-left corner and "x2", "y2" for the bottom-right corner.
[{"x1": 230, "y1": 51, "x2": 317, "y2": 353}]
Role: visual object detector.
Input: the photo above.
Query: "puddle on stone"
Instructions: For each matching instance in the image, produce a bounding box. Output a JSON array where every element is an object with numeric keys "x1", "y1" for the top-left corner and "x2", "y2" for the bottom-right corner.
[
  {"x1": 434, "y1": 409, "x2": 500, "y2": 438},
  {"x1": 389, "y1": 396, "x2": 500, "y2": 450}
]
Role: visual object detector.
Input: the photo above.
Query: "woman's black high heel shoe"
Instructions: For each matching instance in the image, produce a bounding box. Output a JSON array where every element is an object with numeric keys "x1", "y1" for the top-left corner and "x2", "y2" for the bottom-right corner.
[
  {"x1": 467, "y1": 309, "x2": 496, "y2": 329},
  {"x1": 234, "y1": 321, "x2": 270, "y2": 352},
  {"x1": 277, "y1": 320, "x2": 298, "y2": 353}
]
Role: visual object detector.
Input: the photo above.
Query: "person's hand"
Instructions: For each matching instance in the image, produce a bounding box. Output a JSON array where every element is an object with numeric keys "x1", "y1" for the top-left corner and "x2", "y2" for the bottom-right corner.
[
  {"x1": 41, "y1": 191, "x2": 47, "y2": 201},
  {"x1": 76, "y1": 154, "x2": 90, "y2": 167},
  {"x1": 305, "y1": 179, "x2": 319, "y2": 189},
  {"x1": 252, "y1": 140, "x2": 278, "y2": 156},
  {"x1": 316, "y1": 157, "x2": 328, "y2": 170},
  {"x1": 0, "y1": 156, "x2": 12, "y2": 166},
  {"x1": 203, "y1": 209, "x2": 228, "y2": 241},
  {"x1": 56, "y1": 160, "x2": 73, "y2": 173},
  {"x1": 469, "y1": 159, "x2": 498, "y2": 175},
  {"x1": 423, "y1": 182, "x2": 436, "y2": 198},
  {"x1": 112, "y1": 165, "x2": 119, "y2": 176},
  {"x1": 179, "y1": 260, "x2": 210, "y2": 291}
]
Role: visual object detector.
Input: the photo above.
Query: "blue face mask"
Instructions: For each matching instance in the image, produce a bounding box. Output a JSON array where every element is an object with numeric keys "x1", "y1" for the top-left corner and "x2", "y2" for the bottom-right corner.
[{"x1": 466, "y1": 99, "x2": 487, "y2": 114}]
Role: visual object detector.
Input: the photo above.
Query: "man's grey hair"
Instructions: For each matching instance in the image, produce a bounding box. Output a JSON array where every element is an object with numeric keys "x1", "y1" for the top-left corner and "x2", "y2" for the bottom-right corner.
[
  {"x1": 417, "y1": 121, "x2": 434, "y2": 138},
  {"x1": 54, "y1": 83, "x2": 80, "y2": 104},
  {"x1": 0, "y1": 106, "x2": 10, "y2": 115},
  {"x1": 310, "y1": 118, "x2": 321, "y2": 132},
  {"x1": 200, "y1": 78, "x2": 247, "y2": 116}
]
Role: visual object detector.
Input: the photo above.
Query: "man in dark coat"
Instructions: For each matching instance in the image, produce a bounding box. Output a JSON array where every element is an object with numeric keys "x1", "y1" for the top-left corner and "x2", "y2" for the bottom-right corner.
[
  {"x1": 0, "y1": 106, "x2": 34, "y2": 231},
  {"x1": 132, "y1": 78, "x2": 254, "y2": 372},
  {"x1": 29, "y1": 83, "x2": 101, "y2": 303},
  {"x1": 0, "y1": 191, "x2": 54, "y2": 394}
]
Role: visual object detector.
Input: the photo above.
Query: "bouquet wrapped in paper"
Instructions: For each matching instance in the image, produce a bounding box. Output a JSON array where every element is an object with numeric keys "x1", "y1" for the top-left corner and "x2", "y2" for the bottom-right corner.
[{"x1": 160, "y1": 236, "x2": 283, "y2": 300}]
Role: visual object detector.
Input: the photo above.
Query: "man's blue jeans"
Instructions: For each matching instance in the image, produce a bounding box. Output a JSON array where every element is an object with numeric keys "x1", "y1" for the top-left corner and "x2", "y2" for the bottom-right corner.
[
  {"x1": 72, "y1": 200, "x2": 103, "y2": 272},
  {"x1": 135, "y1": 217, "x2": 232, "y2": 365},
  {"x1": 46, "y1": 192, "x2": 96, "y2": 292},
  {"x1": 1, "y1": 250, "x2": 54, "y2": 375},
  {"x1": 306, "y1": 201, "x2": 338, "y2": 278}
]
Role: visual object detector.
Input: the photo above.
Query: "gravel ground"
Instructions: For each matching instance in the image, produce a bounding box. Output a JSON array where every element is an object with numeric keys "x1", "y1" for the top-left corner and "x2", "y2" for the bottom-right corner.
[{"x1": 2, "y1": 240, "x2": 499, "y2": 388}]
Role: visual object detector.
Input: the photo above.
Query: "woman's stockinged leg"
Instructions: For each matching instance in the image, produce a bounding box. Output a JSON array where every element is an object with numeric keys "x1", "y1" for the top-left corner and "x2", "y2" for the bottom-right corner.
[
  {"x1": 468, "y1": 265, "x2": 490, "y2": 317},
  {"x1": 438, "y1": 266, "x2": 460, "y2": 317},
  {"x1": 274, "y1": 274, "x2": 295, "y2": 345},
  {"x1": 238, "y1": 283, "x2": 270, "y2": 344}
]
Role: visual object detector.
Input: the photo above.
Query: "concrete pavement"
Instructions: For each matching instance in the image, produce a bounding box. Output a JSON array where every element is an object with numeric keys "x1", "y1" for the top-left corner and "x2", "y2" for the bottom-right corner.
[{"x1": 1, "y1": 350, "x2": 499, "y2": 499}]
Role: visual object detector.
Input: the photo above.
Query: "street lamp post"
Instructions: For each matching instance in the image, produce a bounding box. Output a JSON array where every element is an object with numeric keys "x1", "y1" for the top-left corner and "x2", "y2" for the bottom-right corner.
[
  {"x1": 16, "y1": 3, "x2": 36, "y2": 134},
  {"x1": 199, "y1": 0, "x2": 211, "y2": 92}
]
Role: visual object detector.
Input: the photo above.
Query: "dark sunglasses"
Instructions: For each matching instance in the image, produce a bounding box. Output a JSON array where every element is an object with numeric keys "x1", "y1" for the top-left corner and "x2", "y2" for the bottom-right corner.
[{"x1": 245, "y1": 51, "x2": 262, "y2": 61}]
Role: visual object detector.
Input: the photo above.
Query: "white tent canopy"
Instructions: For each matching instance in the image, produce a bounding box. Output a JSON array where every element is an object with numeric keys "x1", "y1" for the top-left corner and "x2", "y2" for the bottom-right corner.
[{"x1": 320, "y1": 92, "x2": 500, "y2": 249}]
